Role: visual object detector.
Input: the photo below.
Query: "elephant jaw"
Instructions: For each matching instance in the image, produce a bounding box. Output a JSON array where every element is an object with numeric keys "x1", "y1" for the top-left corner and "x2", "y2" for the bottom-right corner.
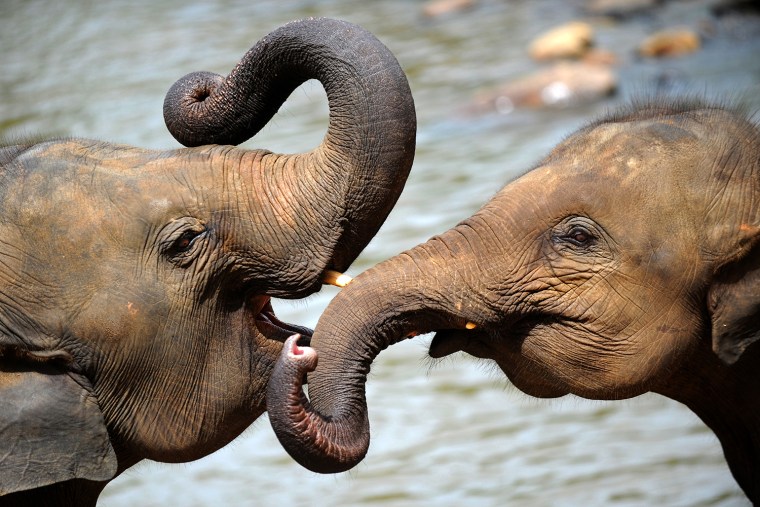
[
  {"x1": 244, "y1": 271, "x2": 355, "y2": 349},
  {"x1": 428, "y1": 319, "x2": 571, "y2": 399}
]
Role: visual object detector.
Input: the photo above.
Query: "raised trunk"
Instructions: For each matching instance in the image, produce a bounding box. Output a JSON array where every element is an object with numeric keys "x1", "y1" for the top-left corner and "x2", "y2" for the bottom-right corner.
[
  {"x1": 164, "y1": 18, "x2": 416, "y2": 280},
  {"x1": 267, "y1": 228, "x2": 492, "y2": 472}
]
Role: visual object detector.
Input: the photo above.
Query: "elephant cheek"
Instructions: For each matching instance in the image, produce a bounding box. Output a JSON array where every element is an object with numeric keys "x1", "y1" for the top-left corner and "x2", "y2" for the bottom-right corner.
[
  {"x1": 493, "y1": 324, "x2": 628, "y2": 399},
  {"x1": 250, "y1": 333, "x2": 286, "y2": 378},
  {"x1": 516, "y1": 324, "x2": 693, "y2": 400}
]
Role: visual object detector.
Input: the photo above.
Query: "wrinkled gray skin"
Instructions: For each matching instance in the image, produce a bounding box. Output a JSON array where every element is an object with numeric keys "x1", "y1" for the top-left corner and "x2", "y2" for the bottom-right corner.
[
  {"x1": 268, "y1": 100, "x2": 759, "y2": 503},
  {"x1": 0, "y1": 18, "x2": 415, "y2": 506}
]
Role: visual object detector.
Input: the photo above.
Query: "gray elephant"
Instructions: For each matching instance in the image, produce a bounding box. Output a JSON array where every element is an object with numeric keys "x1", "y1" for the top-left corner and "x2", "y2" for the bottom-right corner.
[
  {"x1": 0, "y1": 18, "x2": 415, "y2": 506},
  {"x1": 268, "y1": 99, "x2": 759, "y2": 503}
]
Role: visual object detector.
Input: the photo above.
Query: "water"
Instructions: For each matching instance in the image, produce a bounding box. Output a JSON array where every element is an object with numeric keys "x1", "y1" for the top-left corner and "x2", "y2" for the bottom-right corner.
[{"x1": 2, "y1": 0, "x2": 758, "y2": 505}]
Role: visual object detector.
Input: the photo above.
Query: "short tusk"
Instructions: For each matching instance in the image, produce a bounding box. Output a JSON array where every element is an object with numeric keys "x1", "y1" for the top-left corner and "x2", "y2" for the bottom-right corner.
[
  {"x1": 465, "y1": 322, "x2": 477, "y2": 330},
  {"x1": 322, "y1": 270, "x2": 353, "y2": 288}
]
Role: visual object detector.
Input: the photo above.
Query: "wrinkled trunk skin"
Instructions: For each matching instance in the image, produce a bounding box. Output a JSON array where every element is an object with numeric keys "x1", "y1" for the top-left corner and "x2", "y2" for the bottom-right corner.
[
  {"x1": 164, "y1": 18, "x2": 416, "y2": 279},
  {"x1": 267, "y1": 226, "x2": 494, "y2": 472}
]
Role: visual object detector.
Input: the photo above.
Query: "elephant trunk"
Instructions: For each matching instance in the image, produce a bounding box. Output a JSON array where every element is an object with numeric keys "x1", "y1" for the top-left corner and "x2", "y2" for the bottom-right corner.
[
  {"x1": 267, "y1": 227, "x2": 492, "y2": 472},
  {"x1": 163, "y1": 18, "x2": 416, "y2": 286}
]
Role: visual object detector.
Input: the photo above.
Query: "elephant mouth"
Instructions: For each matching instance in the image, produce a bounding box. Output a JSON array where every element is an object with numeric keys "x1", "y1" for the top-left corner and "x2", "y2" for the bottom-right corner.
[
  {"x1": 428, "y1": 317, "x2": 571, "y2": 399},
  {"x1": 429, "y1": 328, "x2": 493, "y2": 359},
  {"x1": 246, "y1": 270, "x2": 354, "y2": 348},
  {"x1": 250, "y1": 296, "x2": 313, "y2": 346},
  {"x1": 427, "y1": 314, "x2": 554, "y2": 359}
]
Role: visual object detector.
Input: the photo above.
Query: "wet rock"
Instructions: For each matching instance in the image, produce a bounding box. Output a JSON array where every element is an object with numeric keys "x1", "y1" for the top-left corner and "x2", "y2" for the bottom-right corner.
[
  {"x1": 638, "y1": 28, "x2": 701, "y2": 57},
  {"x1": 528, "y1": 21, "x2": 594, "y2": 61},
  {"x1": 469, "y1": 62, "x2": 617, "y2": 114},
  {"x1": 582, "y1": 48, "x2": 618, "y2": 66},
  {"x1": 584, "y1": 0, "x2": 662, "y2": 20},
  {"x1": 422, "y1": 0, "x2": 476, "y2": 18}
]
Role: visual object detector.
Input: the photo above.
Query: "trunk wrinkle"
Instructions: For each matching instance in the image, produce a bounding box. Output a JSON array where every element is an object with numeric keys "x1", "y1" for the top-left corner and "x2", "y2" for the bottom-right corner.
[
  {"x1": 164, "y1": 17, "x2": 416, "y2": 274},
  {"x1": 267, "y1": 235, "x2": 480, "y2": 473},
  {"x1": 268, "y1": 335, "x2": 369, "y2": 473}
]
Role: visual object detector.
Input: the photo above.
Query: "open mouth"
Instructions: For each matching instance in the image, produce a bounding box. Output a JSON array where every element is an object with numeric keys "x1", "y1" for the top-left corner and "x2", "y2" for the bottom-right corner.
[
  {"x1": 250, "y1": 297, "x2": 314, "y2": 346},
  {"x1": 428, "y1": 327, "x2": 492, "y2": 359},
  {"x1": 248, "y1": 270, "x2": 355, "y2": 347},
  {"x1": 404, "y1": 311, "x2": 487, "y2": 359},
  {"x1": 427, "y1": 314, "x2": 562, "y2": 359}
]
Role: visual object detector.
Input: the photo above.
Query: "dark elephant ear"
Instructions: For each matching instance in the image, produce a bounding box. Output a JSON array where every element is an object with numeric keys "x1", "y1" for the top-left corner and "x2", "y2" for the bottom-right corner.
[
  {"x1": 707, "y1": 240, "x2": 760, "y2": 364},
  {"x1": 0, "y1": 363, "x2": 117, "y2": 494}
]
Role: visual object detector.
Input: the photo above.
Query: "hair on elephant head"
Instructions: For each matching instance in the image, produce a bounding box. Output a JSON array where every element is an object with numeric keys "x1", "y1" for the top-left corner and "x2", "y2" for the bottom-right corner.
[
  {"x1": 268, "y1": 98, "x2": 760, "y2": 503},
  {"x1": 0, "y1": 18, "x2": 415, "y2": 506}
]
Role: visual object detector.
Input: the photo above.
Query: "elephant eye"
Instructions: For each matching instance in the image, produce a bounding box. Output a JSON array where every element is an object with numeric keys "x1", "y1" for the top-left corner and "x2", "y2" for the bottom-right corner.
[
  {"x1": 171, "y1": 228, "x2": 207, "y2": 256},
  {"x1": 567, "y1": 226, "x2": 592, "y2": 246},
  {"x1": 159, "y1": 218, "x2": 208, "y2": 263},
  {"x1": 175, "y1": 230, "x2": 201, "y2": 252},
  {"x1": 550, "y1": 217, "x2": 611, "y2": 260},
  {"x1": 554, "y1": 222, "x2": 597, "y2": 249}
]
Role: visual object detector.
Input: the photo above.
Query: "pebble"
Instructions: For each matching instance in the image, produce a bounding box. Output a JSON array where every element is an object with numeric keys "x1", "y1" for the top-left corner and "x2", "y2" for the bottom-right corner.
[
  {"x1": 469, "y1": 62, "x2": 617, "y2": 113},
  {"x1": 422, "y1": 0, "x2": 476, "y2": 18},
  {"x1": 638, "y1": 27, "x2": 701, "y2": 57},
  {"x1": 528, "y1": 21, "x2": 595, "y2": 61}
]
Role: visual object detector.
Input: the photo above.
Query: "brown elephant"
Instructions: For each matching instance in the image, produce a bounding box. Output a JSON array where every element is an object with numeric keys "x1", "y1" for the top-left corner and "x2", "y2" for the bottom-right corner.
[
  {"x1": 268, "y1": 99, "x2": 759, "y2": 503},
  {"x1": 0, "y1": 18, "x2": 415, "y2": 506}
]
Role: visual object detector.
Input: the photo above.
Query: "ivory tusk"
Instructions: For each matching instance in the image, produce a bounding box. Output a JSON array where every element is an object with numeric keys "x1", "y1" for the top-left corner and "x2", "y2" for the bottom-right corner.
[
  {"x1": 465, "y1": 322, "x2": 477, "y2": 330},
  {"x1": 322, "y1": 270, "x2": 353, "y2": 288}
]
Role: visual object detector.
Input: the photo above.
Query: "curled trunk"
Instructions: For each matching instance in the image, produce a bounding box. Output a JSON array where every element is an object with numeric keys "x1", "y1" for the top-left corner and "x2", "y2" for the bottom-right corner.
[
  {"x1": 163, "y1": 18, "x2": 416, "y2": 278},
  {"x1": 267, "y1": 229, "x2": 490, "y2": 472}
]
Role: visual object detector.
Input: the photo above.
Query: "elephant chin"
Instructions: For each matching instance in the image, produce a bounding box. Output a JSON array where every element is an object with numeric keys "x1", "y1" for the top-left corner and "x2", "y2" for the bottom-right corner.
[
  {"x1": 496, "y1": 361, "x2": 569, "y2": 399},
  {"x1": 429, "y1": 328, "x2": 569, "y2": 399}
]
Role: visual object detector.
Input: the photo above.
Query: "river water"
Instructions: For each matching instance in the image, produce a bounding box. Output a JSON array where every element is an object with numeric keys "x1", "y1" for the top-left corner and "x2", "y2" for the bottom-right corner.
[{"x1": 2, "y1": 0, "x2": 759, "y2": 505}]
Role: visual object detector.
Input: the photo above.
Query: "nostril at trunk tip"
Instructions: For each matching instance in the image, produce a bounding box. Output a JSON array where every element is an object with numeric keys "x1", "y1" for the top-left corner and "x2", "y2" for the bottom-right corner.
[{"x1": 284, "y1": 334, "x2": 318, "y2": 370}]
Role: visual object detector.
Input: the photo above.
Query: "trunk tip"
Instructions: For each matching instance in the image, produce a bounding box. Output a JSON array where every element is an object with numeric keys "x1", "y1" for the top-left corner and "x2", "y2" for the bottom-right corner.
[{"x1": 267, "y1": 334, "x2": 370, "y2": 474}]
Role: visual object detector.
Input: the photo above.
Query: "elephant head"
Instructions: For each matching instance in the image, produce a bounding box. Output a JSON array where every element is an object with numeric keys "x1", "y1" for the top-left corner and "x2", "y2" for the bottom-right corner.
[
  {"x1": 0, "y1": 18, "x2": 415, "y2": 505},
  {"x1": 267, "y1": 99, "x2": 759, "y2": 502}
]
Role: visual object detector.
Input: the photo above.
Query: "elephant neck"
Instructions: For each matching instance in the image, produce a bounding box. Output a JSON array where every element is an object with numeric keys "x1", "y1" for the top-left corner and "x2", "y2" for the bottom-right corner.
[{"x1": 657, "y1": 342, "x2": 760, "y2": 503}]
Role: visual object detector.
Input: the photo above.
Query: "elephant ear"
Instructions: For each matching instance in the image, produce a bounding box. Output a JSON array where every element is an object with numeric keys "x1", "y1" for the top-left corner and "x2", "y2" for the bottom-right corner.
[
  {"x1": 0, "y1": 349, "x2": 117, "y2": 495},
  {"x1": 707, "y1": 238, "x2": 760, "y2": 365}
]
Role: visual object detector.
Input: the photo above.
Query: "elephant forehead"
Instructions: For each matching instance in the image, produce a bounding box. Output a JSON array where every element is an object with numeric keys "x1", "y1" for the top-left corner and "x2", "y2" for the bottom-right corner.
[
  {"x1": 2, "y1": 144, "x2": 191, "y2": 255},
  {"x1": 14, "y1": 142, "x2": 209, "y2": 213},
  {"x1": 509, "y1": 127, "x2": 704, "y2": 259},
  {"x1": 531, "y1": 121, "x2": 706, "y2": 208},
  {"x1": 574, "y1": 121, "x2": 697, "y2": 176},
  {"x1": 586, "y1": 118, "x2": 697, "y2": 147}
]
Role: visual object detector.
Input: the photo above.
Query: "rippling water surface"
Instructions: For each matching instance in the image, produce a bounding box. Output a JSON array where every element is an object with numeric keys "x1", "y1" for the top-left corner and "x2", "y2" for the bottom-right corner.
[{"x1": 2, "y1": 0, "x2": 759, "y2": 505}]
